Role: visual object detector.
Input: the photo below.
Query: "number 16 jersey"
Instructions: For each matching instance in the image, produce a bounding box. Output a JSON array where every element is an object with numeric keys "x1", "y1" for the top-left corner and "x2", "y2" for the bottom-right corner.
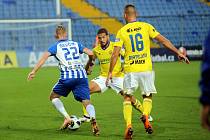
[{"x1": 114, "y1": 21, "x2": 160, "y2": 73}]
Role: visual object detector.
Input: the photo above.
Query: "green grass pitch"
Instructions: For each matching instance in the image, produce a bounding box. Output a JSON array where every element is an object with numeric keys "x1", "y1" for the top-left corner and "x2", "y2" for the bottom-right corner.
[{"x1": 0, "y1": 61, "x2": 210, "y2": 140}]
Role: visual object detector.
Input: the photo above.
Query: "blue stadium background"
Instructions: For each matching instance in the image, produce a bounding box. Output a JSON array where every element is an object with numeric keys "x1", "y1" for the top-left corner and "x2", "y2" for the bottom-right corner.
[{"x1": 0, "y1": 0, "x2": 209, "y2": 51}]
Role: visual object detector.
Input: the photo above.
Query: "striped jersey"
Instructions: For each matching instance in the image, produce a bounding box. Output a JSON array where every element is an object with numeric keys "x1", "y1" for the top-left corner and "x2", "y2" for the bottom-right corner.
[{"x1": 48, "y1": 39, "x2": 87, "y2": 79}]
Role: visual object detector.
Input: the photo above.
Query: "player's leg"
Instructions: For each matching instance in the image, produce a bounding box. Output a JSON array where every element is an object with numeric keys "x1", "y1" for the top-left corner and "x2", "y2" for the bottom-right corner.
[
  {"x1": 120, "y1": 90, "x2": 153, "y2": 122},
  {"x1": 50, "y1": 92, "x2": 72, "y2": 130},
  {"x1": 50, "y1": 79, "x2": 74, "y2": 130},
  {"x1": 73, "y1": 78, "x2": 100, "y2": 136},
  {"x1": 123, "y1": 74, "x2": 138, "y2": 139},
  {"x1": 81, "y1": 77, "x2": 107, "y2": 122},
  {"x1": 142, "y1": 94, "x2": 153, "y2": 118},
  {"x1": 111, "y1": 77, "x2": 153, "y2": 123},
  {"x1": 141, "y1": 94, "x2": 153, "y2": 134},
  {"x1": 82, "y1": 100, "x2": 100, "y2": 136},
  {"x1": 123, "y1": 94, "x2": 133, "y2": 139},
  {"x1": 139, "y1": 71, "x2": 157, "y2": 134},
  {"x1": 111, "y1": 77, "x2": 144, "y2": 114},
  {"x1": 81, "y1": 80, "x2": 101, "y2": 122},
  {"x1": 120, "y1": 90, "x2": 143, "y2": 113},
  {"x1": 50, "y1": 92, "x2": 69, "y2": 118}
]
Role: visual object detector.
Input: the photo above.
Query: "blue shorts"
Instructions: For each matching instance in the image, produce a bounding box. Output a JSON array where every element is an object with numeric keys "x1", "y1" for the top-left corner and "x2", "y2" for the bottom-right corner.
[{"x1": 52, "y1": 78, "x2": 90, "y2": 102}]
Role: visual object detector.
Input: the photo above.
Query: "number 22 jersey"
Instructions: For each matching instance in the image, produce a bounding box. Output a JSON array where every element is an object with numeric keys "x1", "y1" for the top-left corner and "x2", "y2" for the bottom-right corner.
[{"x1": 48, "y1": 39, "x2": 87, "y2": 79}]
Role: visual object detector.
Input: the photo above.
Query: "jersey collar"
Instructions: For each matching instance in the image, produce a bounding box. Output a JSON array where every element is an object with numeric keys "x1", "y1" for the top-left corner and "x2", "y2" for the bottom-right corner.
[
  {"x1": 126, "y1": 20, "x2": 137, "y2": 24},
  {"x1": 101, "y1": 41, "x2": 110, "y2": 50}
]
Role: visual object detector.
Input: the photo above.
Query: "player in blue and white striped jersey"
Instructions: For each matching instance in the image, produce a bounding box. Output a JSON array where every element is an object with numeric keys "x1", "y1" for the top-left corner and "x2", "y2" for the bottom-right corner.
[{"x1": 27, "y1": 25, "x2": 99, "y2": 136}]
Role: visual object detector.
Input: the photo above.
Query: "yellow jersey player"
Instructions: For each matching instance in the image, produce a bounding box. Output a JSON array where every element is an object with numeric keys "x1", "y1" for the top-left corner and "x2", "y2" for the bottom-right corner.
[
  {"x1": 80, "y1": 28, "x2": 153, "y2": 123},
  {"x1": 106, "y1": 4, "x2": 190, "y2": 139}
]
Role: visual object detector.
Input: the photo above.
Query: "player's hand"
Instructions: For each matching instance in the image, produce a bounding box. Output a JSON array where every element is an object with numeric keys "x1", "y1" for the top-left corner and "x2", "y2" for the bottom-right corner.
[
  {"x1": 92, "y1": 36, "x2": 98, "y2": 48},
  {"x1": 201, "y1": 105, "x2": 210, "y2": 131},
  {"x1": 86, "y1": 67, "x2": 92, "y2": 75},
  {"x1": 178, "y1": 53, "x2": 190, "y2": 64},
  {"x1": 27, "y1": 71, "x2": 35, "y2": 81},
  {"x1": 105, "y1": 72, "x2": 112, "y2": 87}
]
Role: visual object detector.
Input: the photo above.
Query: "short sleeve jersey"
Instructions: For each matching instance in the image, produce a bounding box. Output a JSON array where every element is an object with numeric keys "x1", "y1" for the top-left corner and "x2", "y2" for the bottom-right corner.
[
  {"x1": 114, "y1": 21, "x2": 160, "y2": 72},
  {"x1": 48, "y1": 39, "x2": 87, "y2": 79},
  {"x1": 93, "y1": 41, "x2": 124, "y2": 77}
]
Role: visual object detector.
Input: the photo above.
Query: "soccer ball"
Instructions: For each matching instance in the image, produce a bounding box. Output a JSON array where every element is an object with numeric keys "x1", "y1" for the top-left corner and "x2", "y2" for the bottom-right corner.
[{"x1": 68, "y1": 115, "x2": 81, "y2": 130}]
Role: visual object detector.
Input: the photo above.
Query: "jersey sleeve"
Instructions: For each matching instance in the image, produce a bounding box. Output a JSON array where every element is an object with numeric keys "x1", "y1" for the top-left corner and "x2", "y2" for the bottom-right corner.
[
  {"x1": 148, "y1": 23, "x2": 160, "y2": 39},
  {"x1": 77, "y1": 42, "x2": 85, "y2": 54},
  {"x1": 48, "y1": 44, "x2": 57, "y2": 56},
  {"x1": 114, "y1": 29, "x2": 124, "y2": 48}
]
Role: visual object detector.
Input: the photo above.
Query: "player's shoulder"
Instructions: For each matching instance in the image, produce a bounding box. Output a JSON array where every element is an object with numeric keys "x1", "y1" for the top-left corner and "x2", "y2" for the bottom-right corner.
[
  {"x1": 109, "y1": 41, "x2": 115, "y2": 46},
  {"x1": 68, "y1": 40, "x2": 79, "y2": 46},
  {"x1": 93, "y1": 44, "x2": 100, "y2": 51},
  {"x1": 70, "y1": 40, "x2": 85, "y2": 49},
  {"x1": 125, "y1": 21, "x2": 153, "y2": 28}
]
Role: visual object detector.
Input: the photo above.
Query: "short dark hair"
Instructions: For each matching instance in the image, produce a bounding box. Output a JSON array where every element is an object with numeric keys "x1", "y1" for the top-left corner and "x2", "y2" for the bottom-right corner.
[
  {"x1": 97, "y1": 28, "x2": 109, "y2": 35},
  {"x1": 124, "y1": 4, "x2": 136, "y2": 12}
]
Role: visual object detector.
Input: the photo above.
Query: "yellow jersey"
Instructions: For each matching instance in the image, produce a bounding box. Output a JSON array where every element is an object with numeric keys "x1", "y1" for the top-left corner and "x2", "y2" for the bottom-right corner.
[
  {"x1": 114, "y1": 21, "x2": 160, "y2": 73},
  {"x1": 93, "y1": 41, "x2": 124, "y2": 77}
]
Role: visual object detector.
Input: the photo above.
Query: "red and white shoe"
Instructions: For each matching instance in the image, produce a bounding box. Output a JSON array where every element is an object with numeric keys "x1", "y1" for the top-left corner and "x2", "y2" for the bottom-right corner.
[
  {"x1": 141, "y1": 115, "x2": 153, "y2": 134},
  {"x1": 124, "y1": 124, "x2": 133, "y2": 140}
]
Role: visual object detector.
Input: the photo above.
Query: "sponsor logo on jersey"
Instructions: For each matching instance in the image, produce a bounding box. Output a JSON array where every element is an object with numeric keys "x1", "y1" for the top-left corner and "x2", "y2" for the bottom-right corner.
[
  {"x1": 129, "y1": 53, "x2": 147, "y2": 60},
  {"x1": 127, "y1": 27, "x2": 141, "y2": 33},
  {"x1": 130, "y1": 59, "x2": 145, "y2": 65}
]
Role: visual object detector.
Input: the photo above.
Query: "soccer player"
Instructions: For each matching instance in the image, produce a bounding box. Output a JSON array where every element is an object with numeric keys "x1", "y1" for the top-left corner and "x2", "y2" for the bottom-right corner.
[
  {"x1": 106, "y1": 4, "x2": 190, "y2": 139},
  {"x1": 199, "y1": 29, "x2": 210, "y2": 131},
  {"x1": 27, "y1": 25, "x2": 99, "y2": 136},
  {"x1": 80, "y1": 28, "x2": 153, "y2": 122}
]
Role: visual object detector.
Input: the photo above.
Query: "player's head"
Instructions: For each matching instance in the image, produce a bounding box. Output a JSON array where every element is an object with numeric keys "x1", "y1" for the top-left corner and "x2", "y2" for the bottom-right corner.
[
  {"x1": 97, "y1": 28, "x2": 110, "y2": 47},
  {"x1": 55, "y1": 25, "x2": 67, "y2": 40},
  {"x1": 124, "y1": 4, "x2": 137, "y2": 23}
]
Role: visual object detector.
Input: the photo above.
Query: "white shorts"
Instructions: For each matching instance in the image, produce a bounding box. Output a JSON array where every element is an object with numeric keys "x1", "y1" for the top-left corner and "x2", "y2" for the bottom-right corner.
[
  {"x1": 91, "y1": 76, "x2": 123, "y2": 93},
  {"x1": 123, "y1": 71, "x2": 157, "y2": 96}
]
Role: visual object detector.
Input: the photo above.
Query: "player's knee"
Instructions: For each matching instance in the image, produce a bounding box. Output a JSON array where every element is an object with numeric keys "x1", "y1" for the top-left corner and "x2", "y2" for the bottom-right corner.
[
  {"x1": 49, "y1": 94, "x2": 53, "y2": 101},
  {"x1": 121, "y1": 90, "x2": 133, "y2": 96},
  {"x1": 124, "y1": 95, "x2": 132, "y2": 101},
  {"x1": 49, "y1": 92, "x2": 60, "y2": 101},
  {"x1": 89, "y1": 86, "x2": 95, "y2": 93},
  {"x1": 82, "y1": 99, "x2": 91, "y2": 107},
  {"x1": 143, "y1": 94, "x2": 152, "y2": 99}
]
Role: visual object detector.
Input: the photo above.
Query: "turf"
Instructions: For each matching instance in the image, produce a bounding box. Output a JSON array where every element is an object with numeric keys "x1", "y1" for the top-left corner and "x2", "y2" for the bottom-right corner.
[{"x1": 0, "y1": 61, "x2": 210, "y2": 140}]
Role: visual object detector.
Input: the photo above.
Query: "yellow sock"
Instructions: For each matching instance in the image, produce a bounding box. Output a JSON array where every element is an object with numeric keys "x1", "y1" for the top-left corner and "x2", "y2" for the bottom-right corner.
[
  {"x1": 123, "y1": 101, "x2": 132, "y2": 127},
  {"x1": 132, "y1": 98, "x2": 143, "y2": 114},
  {"x1": 143, "y1": 98, "x2": 152, "y2": 116},
  {"x1": 82, "y1": 105, "x2": 89, "y2": 117}
]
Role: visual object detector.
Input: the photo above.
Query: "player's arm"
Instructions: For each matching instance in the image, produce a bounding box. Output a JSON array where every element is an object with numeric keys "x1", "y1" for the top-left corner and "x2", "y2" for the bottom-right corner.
[
  {"x1": 83, "y1": 47, "x2": 95, "y2": 74},
  {"x1": 110, "y1": 46, "x2": 121, "y2": 71},
  {"x1": 154, "y1": 34, "x2": 190, "y2": 64},
  {"x1": 92, "y1": 35, "x2": 99, "y2": 48},
  {"x1": 85, "y1": 54, "x2": 96, "y2": 75},
  {"x1": 27, "y1": 52, "x2": 51, "y2": 81},
  {"x1": 105, "y1": 46, "x2": 121, "y2": 85}
]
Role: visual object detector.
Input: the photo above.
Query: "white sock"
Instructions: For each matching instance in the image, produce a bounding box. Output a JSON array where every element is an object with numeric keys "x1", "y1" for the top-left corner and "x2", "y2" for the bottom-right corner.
[
  {"x1": 86, "y1": 104, "x2": 96, "y2": 119},
  {"x1": 51, "y1": 98, "x2": 69, "y2": 119}
]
